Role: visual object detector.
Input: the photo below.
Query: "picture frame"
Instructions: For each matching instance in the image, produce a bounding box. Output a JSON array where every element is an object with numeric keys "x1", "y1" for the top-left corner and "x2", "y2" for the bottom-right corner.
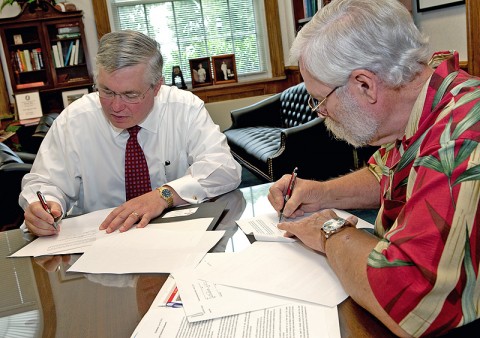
[
  {"x1": 189, "y1": 57, "x2": 212, "y2": 88},
  {"x1": 212, "y1": 54, "x2": 238, "y2": 85},
  {"x1": 62, "y1": 88, "x2": 88, "y2": 108},
  {"x1": 416, "y1": 0, "x2": 465, "y2": 12},
  {"x1": 15, "y1": 91, "x2": 43, "y2": 120},
  {"x1": 13, "y1": 34, "x2": 23, "y2": 45}
]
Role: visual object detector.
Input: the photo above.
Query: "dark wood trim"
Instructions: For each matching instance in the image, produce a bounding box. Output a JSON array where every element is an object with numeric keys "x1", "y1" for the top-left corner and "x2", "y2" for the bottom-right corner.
[{"x1": 466, "y1": 0, "x2": 480, "y2": 76}]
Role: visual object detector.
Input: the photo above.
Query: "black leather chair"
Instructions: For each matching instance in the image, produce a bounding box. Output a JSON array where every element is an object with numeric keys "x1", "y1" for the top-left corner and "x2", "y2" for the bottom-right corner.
[
  {"x1": 0, "y1": 143, "x2": 35, "y2": 231},
  {"x1": 224, "y1": 82, "x2": 376, "y2": 182},
  {"x1": 23, "y1": 112, "x2": 59, "y2": 153}
]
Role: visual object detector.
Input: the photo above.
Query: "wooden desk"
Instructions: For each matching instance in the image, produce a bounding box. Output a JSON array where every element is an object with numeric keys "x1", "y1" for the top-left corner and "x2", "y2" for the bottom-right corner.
[{"x1": 0, "y1": 183, "x2": 395, "y2": 338}]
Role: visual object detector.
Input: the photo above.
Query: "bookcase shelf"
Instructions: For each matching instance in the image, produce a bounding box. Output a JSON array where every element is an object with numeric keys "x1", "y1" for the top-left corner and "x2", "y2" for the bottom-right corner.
[{"x1": 0, "y1": 1, "x2": 93, "y2": 115}]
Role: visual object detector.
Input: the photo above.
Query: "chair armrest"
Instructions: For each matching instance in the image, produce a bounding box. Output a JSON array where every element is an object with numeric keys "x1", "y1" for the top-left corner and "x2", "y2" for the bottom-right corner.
[
  {"x1": 227, "y1": 93, "x2": 282, "y2": 129},
  {"x1": 16, "y1": 152, "x2": 36, "y2": 164},
  {"x1": 279, "y1": 118, "x2": 325, "y2": 152},
  {"x1": 269, "y1": 118, "x2": 356, "y2": 180},
  {"x1": 1, "y1": 163, "x2": 32, "y2": 173}
]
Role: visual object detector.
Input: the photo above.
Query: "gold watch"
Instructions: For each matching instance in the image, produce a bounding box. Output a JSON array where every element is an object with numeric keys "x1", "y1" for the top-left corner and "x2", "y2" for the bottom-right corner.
[{"x1": 157, "y1": 186, "x2": 174, "y2": 208}]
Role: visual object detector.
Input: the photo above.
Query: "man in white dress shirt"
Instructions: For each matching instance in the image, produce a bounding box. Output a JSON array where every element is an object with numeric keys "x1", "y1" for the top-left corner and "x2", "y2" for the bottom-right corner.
[{"x1": 20, "y1": 30, "x2": 241, "y2": 236}]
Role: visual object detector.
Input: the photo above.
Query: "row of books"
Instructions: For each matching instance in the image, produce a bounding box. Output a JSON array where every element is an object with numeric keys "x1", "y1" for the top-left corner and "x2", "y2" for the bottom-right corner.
[
  {"x1": 12, "y1": 48, "x2": 44, "y2": 72},
  {"x1": 51, "y1": 39, "x2": 83, "y2": 68},
  {"x1": 303, "y1": 0, "x2": 318, "y2": 18}
]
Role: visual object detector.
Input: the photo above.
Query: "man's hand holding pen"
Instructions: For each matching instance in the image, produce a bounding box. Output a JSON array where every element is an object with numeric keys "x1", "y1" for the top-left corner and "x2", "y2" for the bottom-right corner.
[
  {"x1": 278, "y1": 167, "x2": 298, "y2": 222},
  {"x1": 268, "y1": 170, "x2": 326, "y2": 220},
  {"x1": 24, "y1": 192, "x2": 63, "y2": 236}
]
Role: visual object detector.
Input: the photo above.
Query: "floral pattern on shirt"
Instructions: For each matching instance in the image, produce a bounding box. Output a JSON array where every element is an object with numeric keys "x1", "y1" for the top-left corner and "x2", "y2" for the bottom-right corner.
[{"x1": 366, "y1": 51, "x2": 480, "y2": 337}]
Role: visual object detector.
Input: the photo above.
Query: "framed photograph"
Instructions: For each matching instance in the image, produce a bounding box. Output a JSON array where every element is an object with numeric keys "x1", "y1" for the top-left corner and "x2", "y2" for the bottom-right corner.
[
  {"x1": 189, "y1": 57, "x2": 212, "y2": 88},
  {"x1": 13, "y1": 34, "x2": 23, "y2": 45},
  {"x1": 15, "y1": 91, "x2": 43, "y2": 120},
  {"x1": 212, "y1": 54, "x2": 238, "y2": 85},
  {"x1": 416, "y1": 0, "x2": 465, "y2": 12},
  {"x1": 62, "y1": 88, "x2": 88, "y2": 108}
]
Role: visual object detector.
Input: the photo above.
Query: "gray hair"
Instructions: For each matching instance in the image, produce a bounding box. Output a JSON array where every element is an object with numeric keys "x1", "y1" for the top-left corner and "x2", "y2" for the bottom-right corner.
[
  {"x1": 94, "y1": 30, "x2": 164, "y2": 86},
  {"x1": 290, "y1": 0, "x2": 430, "y2": 88}
]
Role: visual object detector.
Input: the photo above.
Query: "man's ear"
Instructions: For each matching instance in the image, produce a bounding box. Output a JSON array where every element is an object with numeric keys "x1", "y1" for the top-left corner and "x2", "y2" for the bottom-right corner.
[
  {"x1": 350, "y1": 69, "x2": 378, "y2": 104},
  {"x1": 153, "y1": 78, "x2": 163, "y2": 94}
]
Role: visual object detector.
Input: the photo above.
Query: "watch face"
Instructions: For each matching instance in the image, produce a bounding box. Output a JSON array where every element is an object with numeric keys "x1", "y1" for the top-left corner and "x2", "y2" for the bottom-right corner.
[
  {"x1": 161, "y1": 189, "x2": 172, "y2": 198},
  {"x1": 322, "y1": 218, "x2": 346, "y2": 232}
]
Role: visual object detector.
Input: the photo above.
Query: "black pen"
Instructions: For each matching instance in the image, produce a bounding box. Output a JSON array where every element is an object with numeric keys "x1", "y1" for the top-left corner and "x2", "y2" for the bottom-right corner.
[
  {"x1": 279, "y1": 167, "x2": 298, "y2": 223},
  {"x1": 36, "y1": 191, "x2": 58, "y2": 230}
]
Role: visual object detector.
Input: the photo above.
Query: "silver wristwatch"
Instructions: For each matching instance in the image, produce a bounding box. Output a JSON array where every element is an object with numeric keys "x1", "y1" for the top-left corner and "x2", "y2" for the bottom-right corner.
[{"x1": 321, "y1": 217, "x2": 347, "y2": 239}]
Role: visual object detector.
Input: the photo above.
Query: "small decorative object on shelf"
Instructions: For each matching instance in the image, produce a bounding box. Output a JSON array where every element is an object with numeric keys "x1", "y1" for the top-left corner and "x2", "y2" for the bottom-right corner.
[{"x1": 171, "y1": 66, "x2": 187, "y2": 89}]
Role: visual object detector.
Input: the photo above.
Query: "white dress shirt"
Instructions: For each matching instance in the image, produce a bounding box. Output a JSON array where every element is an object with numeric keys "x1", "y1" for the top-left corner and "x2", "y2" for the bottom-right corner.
[{"x1": 19, "y1": 85, "x2": 241, "y2": 216}]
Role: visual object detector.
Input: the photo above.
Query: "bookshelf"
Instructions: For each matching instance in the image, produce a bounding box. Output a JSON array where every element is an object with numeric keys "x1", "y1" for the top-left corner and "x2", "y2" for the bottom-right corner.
[{"x1": 0, "y1": 1, "x2": 92, "y2": 115}]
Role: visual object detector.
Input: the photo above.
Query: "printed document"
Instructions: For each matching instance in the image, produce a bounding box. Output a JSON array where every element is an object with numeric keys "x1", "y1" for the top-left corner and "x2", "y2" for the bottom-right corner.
[
  {"x1": 237, "y1": 208, "x2": 374, "y2": 242},
  {"x1": 172, "y1": 252, "x2": 313, "y2": 322},
  {"x1": 131, "y1": 276, "x2": 341, "y2": 338}
]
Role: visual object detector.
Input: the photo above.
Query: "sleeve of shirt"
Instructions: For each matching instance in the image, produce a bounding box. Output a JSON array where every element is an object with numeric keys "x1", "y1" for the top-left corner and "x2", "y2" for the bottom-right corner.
[
  {"x1": 19, "y1": 112, "x2": 81, "y2": 214},
  {"x1": 164, "y1": 93, "x2": 242, "y2": 203}
]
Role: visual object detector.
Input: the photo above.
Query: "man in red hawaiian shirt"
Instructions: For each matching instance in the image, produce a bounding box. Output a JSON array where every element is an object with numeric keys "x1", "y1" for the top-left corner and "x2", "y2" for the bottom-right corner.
[{"x1": 268, "y1": 0, "x2": 480, "y2": 336}]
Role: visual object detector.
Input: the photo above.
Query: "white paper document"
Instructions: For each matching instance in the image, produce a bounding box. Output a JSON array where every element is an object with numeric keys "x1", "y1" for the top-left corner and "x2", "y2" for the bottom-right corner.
[
  {"x1": 11, "y1": 208, "x2": 115, "y2": 257},
  {"x1": 237, "y1": 208, "x2": 374, "y2": 242},
  {"x1": 236, "y1": 213, "x2": 296, "y2": 242},
  {"x1": 172, "y1": 253, "x2": 312, "y2": 322},
  {"x1": 131, "y1": 276, "x2": 341, "y2": 338},
  {"x1": 68, "y1": 226, "x2": 224, "y2": 274},
  {"x1": 11, "y1": 206, "x2": 216, "y2": 257},
  {"x1": 198, "y1": 241, "x2": 348, "y2": 307}
]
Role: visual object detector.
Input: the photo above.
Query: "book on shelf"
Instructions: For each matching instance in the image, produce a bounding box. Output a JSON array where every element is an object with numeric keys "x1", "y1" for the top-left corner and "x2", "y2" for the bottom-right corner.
[
  {"x1": 17, "y1": 50, "x2": 27, "y2": 71},
  {"x1": 56, "y1": 41, "x2": 64, "y2": 67},
  {"x1": 52, "y1": 45, "x2": 61, "y2": 68},
  {"x1": 34, "y1": 48, "x2": 44, "y2": 69},
  {"x1": 64, "y1": 41, "x2": 74, "y2": 66},
  {"x1": 69, "y1": 45, "x2": 76, "y2": 66},
  {"x1": 16, "y1": 81, "x2": 45, "y2": 89},
  {"x1": 56, "y1": 32, "x2": 81, "y2": 39},
  {"x1": 73, "y1": 39, "x2": 80, "y2": 65},
  {"x1": 12, "y1": 51, "x2": 23, "y2": 72},
  {"x1": 23, "y1": 50, "x2": 32, "y2": 71},
  {"x1": 56, "y1": 23, "x2": 80, "y2": 34}
]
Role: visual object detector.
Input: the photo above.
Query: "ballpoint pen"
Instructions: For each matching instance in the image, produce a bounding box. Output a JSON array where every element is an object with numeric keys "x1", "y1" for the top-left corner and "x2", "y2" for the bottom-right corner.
[
  {"x1": 36, "y1": 191, "x2": 59, "y2": 230},
  {"x1": 278, "y1": 167, "x2": 298, "y2": 223}
]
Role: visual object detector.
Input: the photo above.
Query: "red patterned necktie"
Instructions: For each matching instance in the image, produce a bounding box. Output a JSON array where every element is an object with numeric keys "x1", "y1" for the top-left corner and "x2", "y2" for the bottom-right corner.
[{"x1": 125, "y1": 125, "x2": 151, "y2": 201}]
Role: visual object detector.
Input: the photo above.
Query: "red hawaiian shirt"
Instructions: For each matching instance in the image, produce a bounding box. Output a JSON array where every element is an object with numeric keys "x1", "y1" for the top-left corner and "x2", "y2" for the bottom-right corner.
[{"x1": 366, "y1": 51, "x2": 480, "y2": 337}]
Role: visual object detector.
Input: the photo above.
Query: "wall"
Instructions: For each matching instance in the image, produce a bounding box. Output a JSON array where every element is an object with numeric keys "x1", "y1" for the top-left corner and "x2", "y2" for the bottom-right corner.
[
  {"x1": 205, "y1": 94, "x2": 273, "y2": 131},
  {"x1": 412, "y1": 2, "x2": 467, "y2": 61}
]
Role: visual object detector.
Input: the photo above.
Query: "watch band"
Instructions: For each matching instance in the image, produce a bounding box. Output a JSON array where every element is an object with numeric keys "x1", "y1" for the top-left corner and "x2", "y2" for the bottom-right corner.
[{"x1": 156, "y1": 186, "x2": 174, "y2": 208}]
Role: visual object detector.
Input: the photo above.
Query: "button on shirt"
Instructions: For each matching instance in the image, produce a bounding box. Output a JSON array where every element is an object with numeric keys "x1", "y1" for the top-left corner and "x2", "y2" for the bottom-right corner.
[{"x1": 19, "y1": 85, "x2": 241, "y2": 216}]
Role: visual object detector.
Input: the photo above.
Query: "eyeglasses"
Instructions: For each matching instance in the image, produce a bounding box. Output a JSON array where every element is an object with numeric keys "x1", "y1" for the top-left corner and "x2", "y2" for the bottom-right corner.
[
  {"x1": 93, "y1": 85, "x2": 152, "y2": 104},
  {"x1": 308, "y1": 86, "x2": 339, "y2": 116}
]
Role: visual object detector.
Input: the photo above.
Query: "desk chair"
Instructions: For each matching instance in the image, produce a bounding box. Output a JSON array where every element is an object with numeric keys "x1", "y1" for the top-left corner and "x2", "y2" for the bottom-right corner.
[
  {"x1": 0, "y1": 143, "x2": 34, "y2": 231},
  {"x1": 21, "y1": 113, "x2": 59, "y2": 154}
]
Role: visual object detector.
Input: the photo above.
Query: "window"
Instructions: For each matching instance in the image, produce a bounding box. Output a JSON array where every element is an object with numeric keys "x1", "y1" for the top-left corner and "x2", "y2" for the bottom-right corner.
[{"x1": 110, "y1": 0, "x2": 268, "y2": 85}]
